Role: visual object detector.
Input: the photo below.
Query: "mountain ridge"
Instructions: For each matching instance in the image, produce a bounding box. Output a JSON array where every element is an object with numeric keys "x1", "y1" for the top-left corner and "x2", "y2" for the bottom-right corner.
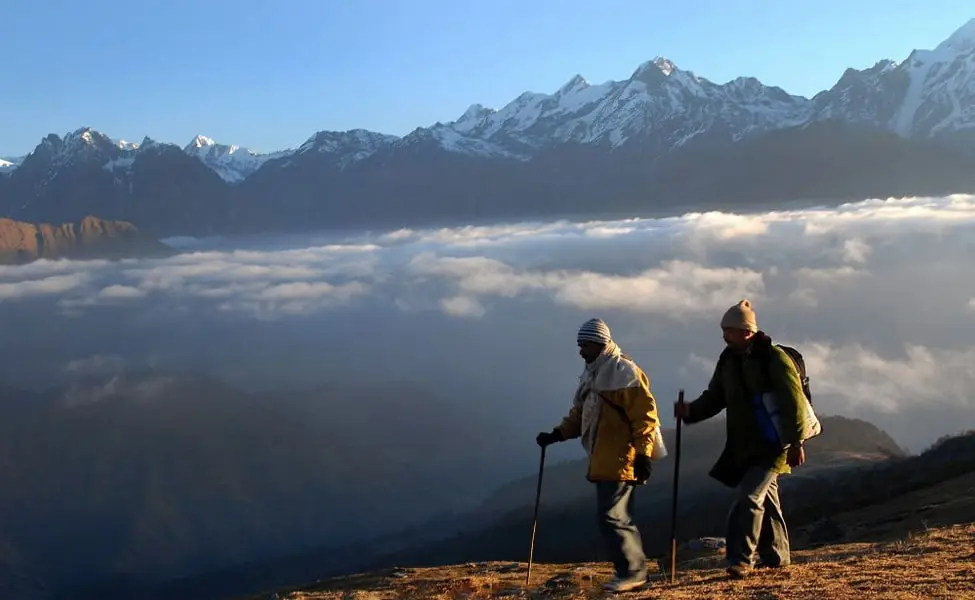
[
  {"x1": 0, "y1": 215, "x2": 171, "y2": 265},
  {"x1": 2, "y1": 18, "x2": 974, "y2": 237},
  {"x1": 5, "y1": 18, "x2": 974, "y2": 166}
]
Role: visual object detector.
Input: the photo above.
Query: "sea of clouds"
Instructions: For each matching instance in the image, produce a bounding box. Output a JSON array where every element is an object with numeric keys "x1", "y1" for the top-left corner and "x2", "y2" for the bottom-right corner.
[{"x1": 2, "y1": 193, "x2": 975, "y2": 452}]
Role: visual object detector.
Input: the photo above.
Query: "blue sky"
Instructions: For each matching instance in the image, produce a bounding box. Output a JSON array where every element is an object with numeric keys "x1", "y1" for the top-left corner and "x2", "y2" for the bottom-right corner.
[{"x1": 1, "y1": 0, "x2": 972, "y2": 157}]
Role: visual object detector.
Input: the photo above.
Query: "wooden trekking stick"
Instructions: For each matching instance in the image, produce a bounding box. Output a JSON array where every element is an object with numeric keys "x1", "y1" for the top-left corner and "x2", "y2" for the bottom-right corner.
[
  {"x1": 526, "y1": 444, "x2": 546, "y2": 586},
  {"x1": 669, "y1": 389, "x2": 684, "y2": 584}
]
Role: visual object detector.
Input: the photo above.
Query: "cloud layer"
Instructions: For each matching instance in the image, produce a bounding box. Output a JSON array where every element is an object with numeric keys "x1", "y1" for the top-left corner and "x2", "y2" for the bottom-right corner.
[
  {"x1": 1, "y1": 194, "x2": 973, "y2": 322},
  {"x1": 2, "y1": 193, "x2": 975, "y2": 452}
]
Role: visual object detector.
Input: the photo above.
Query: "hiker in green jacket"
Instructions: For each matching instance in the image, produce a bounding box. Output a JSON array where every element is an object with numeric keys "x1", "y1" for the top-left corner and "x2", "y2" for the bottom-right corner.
[{"x1": 674, "y1": 299, "x2": 808, "y2": 579}]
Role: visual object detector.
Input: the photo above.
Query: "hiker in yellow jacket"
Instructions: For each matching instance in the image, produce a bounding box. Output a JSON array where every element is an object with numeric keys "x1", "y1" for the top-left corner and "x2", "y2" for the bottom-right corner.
[{"x1": 537, "y1": 318, "x2": 662, "y2": 593}]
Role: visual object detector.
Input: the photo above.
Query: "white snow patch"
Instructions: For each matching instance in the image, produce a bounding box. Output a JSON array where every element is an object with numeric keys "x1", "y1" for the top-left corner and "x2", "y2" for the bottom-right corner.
[
  {"x1": 895, "y1": 53, "x2": 938, "y2": 137},
  {"x1": 0, "y1": 156, "x2": 22, "y2": 174},
  {"x1": 892, "y1": 24, "x2": 975, "y2": 138},
  {"x1": 430, "y1": 127, "x2": 518, "y2": 159},
  {"x1": 113, "y1": 138, "x2": 140, "y2": 151}
]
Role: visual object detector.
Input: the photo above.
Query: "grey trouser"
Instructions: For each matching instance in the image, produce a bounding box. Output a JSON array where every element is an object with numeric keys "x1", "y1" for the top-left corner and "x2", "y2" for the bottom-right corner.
[
  {"x1": 596, "y1": 481, "x2": 648, "y2": 578},
  {"x1": 726, "y1": 466, "x2": 791, "y2": 567}
]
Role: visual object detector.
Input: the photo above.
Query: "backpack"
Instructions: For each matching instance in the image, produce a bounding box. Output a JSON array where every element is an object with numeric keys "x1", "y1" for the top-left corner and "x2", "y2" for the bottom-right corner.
[
  {"x1": 717, "y1": 340, "x2": 822, "y2": 445},
  {"x1": 773, "y1": 344, "x2": 812, "y2": 405},
  {"x1": 717, "y1": 341, "x2": 812, "y2": 403}
]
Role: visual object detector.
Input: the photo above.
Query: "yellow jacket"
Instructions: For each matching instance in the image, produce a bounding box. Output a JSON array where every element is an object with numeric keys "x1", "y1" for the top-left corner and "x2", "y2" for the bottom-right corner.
[{"x1": 555, "y1": 345, "x2": 661, "y2": 482}]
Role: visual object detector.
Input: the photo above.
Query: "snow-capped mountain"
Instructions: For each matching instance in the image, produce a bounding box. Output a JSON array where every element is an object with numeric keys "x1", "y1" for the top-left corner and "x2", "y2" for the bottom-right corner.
[
  {"x1": 810, "y1": 17, "x2": 975, "y2": 139},
  {"x1": 7, "y1": 19, "x2": 975, "y2": 175},
  {"x1": 289, "y1": 129, "x2": 399, "y2": 167},
  {"x1": 414, "y1": 19, "x2": 975, "y2": 158},
  {"x1": 2, "y1": 18, "x2": 974, "y2": 236},
  {"x1": 25, "y1": 128, "x2": 188, "y2": 177},
  {"x1": 411, "y1": 56, "x2": 811, "y2": 159},
  {"x1": 42, "y1": 128, "x2": 124, "y2": 168},
  {"x1": 0, "y1": 127, "x2": 230, "y2": 235},
  {"x1": 182, "y1": 135, "x2": 294, "y2": 183}
]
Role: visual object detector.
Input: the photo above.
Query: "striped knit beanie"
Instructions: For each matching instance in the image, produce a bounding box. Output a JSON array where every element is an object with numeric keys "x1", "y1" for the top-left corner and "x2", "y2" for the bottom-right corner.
[{"x1": 577, "y1": 318, "x2": 612, "y2": 345}]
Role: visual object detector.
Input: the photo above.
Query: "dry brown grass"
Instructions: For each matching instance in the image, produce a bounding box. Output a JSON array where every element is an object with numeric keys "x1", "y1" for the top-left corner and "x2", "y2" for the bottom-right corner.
[
  {"x1": 260, "y1": 522, "x2": 975, "y2": 600},
  {"x1": 247, "y1": 472, "x2": 975, "y2": 600}
]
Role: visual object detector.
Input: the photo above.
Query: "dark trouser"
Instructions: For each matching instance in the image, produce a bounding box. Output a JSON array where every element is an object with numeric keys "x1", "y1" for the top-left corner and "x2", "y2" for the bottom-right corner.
[
  {"x1": 725, "y1": 466, "x2": 791, "y2": 567},
  {"x1": 595, "y1": 481, "x2": 647, "y2": 578}
]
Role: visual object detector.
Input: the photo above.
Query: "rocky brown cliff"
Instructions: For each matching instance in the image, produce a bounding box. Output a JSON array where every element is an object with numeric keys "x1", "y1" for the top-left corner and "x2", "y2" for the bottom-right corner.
[{"x1": 0, "y1": 216, "x2": 171, "y2": 265}]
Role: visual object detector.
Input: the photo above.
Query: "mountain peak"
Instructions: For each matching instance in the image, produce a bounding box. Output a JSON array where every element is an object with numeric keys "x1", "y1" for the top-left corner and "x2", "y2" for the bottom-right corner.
[
  {"x1": 456, "y1": 103, "x2": 495, "y2": 124},
  {"x1": 653, "y1": 56, "x2": 677, "y2": 75},
  {"x1": 186, "y1": 135, "x2": 217, "y2": 150},
  {"x1": 66, "y1": 127, "x2": 102, "y2": 145},
  {"x1": 630, "y1": 56, "x2": 677, "y2": 81},
  {"x1": 54, "y1": 127, "x2": 119, "y2": 161},
  {"x1": 138, "y1": 136, "x2": 162, "y2": 150},
  {"x1": 557, "y1": 74, "x2": 589, "y2": 94}
]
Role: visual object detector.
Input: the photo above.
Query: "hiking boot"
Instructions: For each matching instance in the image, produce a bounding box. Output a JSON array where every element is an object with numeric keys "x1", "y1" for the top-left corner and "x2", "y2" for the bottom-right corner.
[
  {"x1": 726, "y1": 563, "x2": 752, "y2": 579},
  {"x1": 601, "y1": 571, "x2": 648, "y2": 593},
  {"x1": 755, "y1": 559, "x2": 790, "y2": 569}
]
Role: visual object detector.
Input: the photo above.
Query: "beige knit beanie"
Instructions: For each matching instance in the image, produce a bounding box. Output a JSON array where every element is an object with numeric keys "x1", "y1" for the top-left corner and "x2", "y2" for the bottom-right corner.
[{"x1": 720, "y1": 299, "x2": 758, "y2": 332}]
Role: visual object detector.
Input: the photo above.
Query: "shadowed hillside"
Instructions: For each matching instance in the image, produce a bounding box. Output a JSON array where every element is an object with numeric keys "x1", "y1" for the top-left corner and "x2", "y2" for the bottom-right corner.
[
  {"x1": 0, "y1": 370, "x2": 522, "y2": 599},
  {"x1": 643, "y1": 120, "x2": 975, "y2": 210}
]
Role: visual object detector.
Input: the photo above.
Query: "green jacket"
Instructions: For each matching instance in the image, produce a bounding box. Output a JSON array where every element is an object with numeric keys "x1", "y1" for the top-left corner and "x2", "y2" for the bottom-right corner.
[{"x1": 684, "y1": 331, "x2": 808, "y2": 487}]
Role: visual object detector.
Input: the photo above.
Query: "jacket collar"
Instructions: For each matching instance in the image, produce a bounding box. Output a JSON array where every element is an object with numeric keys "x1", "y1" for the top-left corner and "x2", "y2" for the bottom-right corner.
[{"x1": 746, "y1": 330, "x2": 772, "y2": 356}]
